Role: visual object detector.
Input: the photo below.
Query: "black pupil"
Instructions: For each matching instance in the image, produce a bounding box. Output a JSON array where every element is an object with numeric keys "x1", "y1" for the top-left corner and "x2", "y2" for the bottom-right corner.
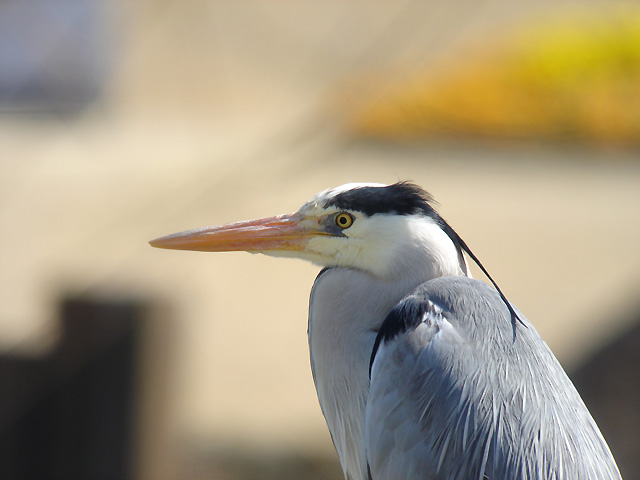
[{"x1": 339, "y1": 216, "x2": 348, "y2": 225}]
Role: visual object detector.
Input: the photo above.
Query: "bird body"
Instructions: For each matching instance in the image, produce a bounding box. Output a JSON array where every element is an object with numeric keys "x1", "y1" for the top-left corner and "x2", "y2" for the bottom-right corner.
[
  {"x1": 150, "y1": 182, "x2": 621, "y2": 480},
  {"x1": 367, "y1": 276, "x2": 619, "y2": 480}
]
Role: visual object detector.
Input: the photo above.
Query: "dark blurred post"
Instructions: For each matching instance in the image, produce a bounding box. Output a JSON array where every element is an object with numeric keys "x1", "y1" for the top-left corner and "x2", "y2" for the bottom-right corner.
[
  {"x1": 570, "y1": 305, "x2": 640, "y2": 480},
  {"x1": 0, "y1": 297, "x2": 142, "y2": 480}
]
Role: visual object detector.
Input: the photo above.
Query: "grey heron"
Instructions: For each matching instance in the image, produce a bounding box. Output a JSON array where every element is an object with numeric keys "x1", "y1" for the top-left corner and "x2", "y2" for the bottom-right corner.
[{"x1": 150, "y1": 182, "x2": 621, "y2": 480}]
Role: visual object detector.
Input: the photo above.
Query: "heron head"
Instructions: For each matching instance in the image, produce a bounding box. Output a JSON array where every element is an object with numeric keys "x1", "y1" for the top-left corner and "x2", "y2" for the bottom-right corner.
[{"x1": 149, "y1": 182, "x2": 468, "y2": 279}]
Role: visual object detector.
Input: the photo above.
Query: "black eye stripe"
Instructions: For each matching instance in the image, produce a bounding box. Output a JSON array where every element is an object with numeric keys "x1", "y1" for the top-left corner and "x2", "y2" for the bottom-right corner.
[{"x1": 324, "y1": 182, "x2": 437, "y2": 217}]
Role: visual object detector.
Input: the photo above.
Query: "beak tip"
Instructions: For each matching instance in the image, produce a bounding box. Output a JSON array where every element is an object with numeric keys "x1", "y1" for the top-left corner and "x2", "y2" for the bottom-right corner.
[
  {"x1": 149, "y1": 232, "x2": 209, "y2": 251},
  {"x1": 149, "y1": 236, "x2": 171, "y2": 249}
]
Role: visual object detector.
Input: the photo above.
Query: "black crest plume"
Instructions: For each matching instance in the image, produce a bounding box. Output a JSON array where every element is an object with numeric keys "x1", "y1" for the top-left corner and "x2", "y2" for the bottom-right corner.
[{"x1": 328, "y1": 182, "x2": 523, "y2": 329}]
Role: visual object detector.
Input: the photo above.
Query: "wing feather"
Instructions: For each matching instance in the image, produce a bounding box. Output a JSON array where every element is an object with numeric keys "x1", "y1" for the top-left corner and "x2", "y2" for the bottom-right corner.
[{"x1": 365, "y1": 276, "x2": 621, "y2": 480}]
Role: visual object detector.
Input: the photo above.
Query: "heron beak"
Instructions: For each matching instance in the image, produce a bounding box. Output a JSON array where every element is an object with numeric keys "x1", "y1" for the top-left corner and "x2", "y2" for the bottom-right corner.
[{"x1": 149, "y1": 213, "x2": 326, "y2": 253}]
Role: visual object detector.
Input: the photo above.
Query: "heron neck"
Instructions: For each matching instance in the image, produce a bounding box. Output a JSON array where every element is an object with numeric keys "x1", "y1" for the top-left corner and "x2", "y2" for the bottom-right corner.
[{"x1": 308, "y1": 256, "x2": 464, "y2": 480}]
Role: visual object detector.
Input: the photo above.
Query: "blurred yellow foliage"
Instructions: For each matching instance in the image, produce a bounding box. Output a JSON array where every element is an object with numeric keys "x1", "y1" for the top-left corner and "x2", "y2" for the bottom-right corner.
[{"x1": 346, "y1": 8, "x2": 640, "y2": 146}]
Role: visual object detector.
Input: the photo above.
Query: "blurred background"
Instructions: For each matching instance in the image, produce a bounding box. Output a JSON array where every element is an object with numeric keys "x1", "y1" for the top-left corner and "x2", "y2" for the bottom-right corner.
[{"x1": 1, "y1": 1, "x2": 639, "y2": 479}]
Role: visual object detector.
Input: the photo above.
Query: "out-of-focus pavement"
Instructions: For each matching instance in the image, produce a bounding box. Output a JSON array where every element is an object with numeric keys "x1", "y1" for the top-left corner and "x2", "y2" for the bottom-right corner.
[{"x1": 1, "y1": 1, "x2": 639, "y2": 478}]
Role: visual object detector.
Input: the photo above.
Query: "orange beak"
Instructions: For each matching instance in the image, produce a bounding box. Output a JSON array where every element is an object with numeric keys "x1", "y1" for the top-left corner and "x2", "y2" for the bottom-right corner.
[{"x1": 149, "y1": 213, "x2": 326, "y2": 253}]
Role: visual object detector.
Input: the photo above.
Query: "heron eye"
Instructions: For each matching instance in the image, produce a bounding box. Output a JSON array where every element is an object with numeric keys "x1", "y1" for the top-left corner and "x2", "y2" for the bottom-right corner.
[{"x1": 335, "y1": 212, "x2": 354, "y2": 229}]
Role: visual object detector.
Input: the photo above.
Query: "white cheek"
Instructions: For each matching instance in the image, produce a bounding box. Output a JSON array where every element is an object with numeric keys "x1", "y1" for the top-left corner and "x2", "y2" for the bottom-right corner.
[
  {"x1": 307, "y1": 236, "x2": 365, "y2": 265},
  {"x1": 307, "y1": 236, "x2": 342, "y2": 257}
]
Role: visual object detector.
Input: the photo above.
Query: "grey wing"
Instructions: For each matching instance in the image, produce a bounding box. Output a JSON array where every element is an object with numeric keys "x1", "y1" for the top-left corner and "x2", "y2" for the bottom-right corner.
[{"x1": 365, "y1": 276, "x2": 621, "y2": 480}]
